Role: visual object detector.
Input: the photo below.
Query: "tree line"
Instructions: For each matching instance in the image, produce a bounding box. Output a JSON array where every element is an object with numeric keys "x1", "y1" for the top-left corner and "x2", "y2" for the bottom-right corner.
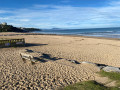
[{"x1": 0, "y1": 24, "x2": 41, "y2": 32}]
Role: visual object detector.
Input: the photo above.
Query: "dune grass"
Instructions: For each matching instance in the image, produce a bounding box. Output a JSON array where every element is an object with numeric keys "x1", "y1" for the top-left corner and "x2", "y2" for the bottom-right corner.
[
  {"x1": 61, "y1": 80, "x2": 119, "y2": 90},
  {"x1": 61, "y1": 70, "x2": 120, "y2": 90},
  {"x1": 99, "y1": 70, "x2": 120, "y2": 86}
]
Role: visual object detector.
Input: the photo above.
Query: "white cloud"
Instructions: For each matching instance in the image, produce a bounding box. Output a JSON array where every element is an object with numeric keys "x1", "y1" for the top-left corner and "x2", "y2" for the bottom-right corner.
[
  {"x1": 0, "y1": 10, "x2": 9, "y2": 13},
  {"x1": 19, "y1": 19, "x2": 30, "y2": 22},
  {"x1": 1, "y1": 0, "x2": 120, "y2": 28},
  {"x1": 109, "y1": 0, "x2": 120, "y2": 6},
  {"x1": 0, "y1": 17, "x2": 10, "y2": 20},
  {"x1": 34, "y1": 5, "x2": 52, "y2": 8}
]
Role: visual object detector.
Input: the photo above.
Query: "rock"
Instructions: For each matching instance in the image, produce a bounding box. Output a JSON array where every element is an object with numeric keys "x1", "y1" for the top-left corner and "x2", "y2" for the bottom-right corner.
[
  {"x1": 97, "y1": 66, "x2": 106, "y2": 69},
  {"x1": 102, "y1": 66, "x2": 120, "y2": 72},
  {"x1": 80, "y1": 61, "x2": 120, "y2": 73},
  {"x1": 96, "y1": 64, "x2": 107, "y2": 69},
  {"x1": 80, "y1": 61, "x2": 108, "y2": 70},
  {"x1": 80, "y1": 61, "x2": 96, "y2": 65},
  {"x1": 68, "y1": 60, "x2": 80, "y2": 64}
]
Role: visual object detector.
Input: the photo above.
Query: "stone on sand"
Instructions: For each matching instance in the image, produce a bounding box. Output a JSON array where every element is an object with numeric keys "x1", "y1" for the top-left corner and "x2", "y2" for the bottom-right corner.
[{"x1": 102, "y1": 66, "x2": 120, "y2": 72}]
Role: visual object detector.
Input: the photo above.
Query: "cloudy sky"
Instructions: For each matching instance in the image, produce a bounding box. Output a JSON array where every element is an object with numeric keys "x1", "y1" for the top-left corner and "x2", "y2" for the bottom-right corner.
[{"x1": 0, "y1": 0, "x2": 120, "y2": 29}]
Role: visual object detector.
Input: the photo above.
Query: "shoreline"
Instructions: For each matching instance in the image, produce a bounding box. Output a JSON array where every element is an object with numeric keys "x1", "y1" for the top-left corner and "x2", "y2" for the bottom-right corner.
[{"x1": 1, "y1": 32, "x2": 120, "y2": 41}]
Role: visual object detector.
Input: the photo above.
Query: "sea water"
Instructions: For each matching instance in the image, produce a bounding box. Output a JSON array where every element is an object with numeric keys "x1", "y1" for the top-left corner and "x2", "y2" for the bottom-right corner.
[{"x1": 33, "y1": 27, "x2": 120, "y2": 38}]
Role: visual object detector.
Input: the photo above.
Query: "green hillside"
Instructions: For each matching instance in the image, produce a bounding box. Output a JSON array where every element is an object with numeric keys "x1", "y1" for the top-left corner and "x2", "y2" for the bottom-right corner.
[{"x1": 0, "y1": 23, "x2": 41, "y2": 32}]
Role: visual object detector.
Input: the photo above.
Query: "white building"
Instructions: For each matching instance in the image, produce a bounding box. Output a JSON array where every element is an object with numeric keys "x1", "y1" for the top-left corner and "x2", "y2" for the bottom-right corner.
[{"x1": 1, "y1": 22, "x2": 7, "y2": 25}]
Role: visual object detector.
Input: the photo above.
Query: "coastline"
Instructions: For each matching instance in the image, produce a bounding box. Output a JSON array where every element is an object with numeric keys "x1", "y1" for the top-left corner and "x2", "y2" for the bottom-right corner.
[
  {"x1": 1, "y1": 32, "x2": 120, "y2": 41},
  {"x1": 1, "y1": 32, "x2": 120, "y2": 89}
]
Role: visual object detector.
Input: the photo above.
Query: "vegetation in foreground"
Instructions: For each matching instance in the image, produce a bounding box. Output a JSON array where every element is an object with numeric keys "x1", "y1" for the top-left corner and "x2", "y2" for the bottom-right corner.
[
  {"x1": 61, "y1": 70, "x2": 120, "y2": 90},
  {"x1": 99, "y1": 70, "x2": 120, "y2": 86},
  {"x1": 61, "y1": 80, "x2": 119, "y2": 90}
]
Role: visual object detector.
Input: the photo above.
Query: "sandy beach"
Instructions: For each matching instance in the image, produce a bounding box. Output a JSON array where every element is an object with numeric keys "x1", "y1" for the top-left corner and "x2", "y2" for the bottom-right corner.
[{"x1": 0, "y1": 32, "x2": 120, "y2": 89}]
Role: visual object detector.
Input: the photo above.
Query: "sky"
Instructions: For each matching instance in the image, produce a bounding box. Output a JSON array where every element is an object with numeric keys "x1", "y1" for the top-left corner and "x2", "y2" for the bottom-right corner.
[{"x1": 1, "y1": 0, "x2": 120, "y2": 29}]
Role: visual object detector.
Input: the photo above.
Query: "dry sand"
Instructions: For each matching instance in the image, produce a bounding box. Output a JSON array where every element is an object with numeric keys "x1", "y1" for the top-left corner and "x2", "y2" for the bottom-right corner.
[{"x1": 0, "y1": 32, "x2": 120, "y2": 89}]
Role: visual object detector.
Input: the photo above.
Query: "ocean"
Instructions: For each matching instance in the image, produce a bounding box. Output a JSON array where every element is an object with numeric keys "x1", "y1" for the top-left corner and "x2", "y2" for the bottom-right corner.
[{"x1": 33, "y1": 27, "x2": 120, "y2": 38}]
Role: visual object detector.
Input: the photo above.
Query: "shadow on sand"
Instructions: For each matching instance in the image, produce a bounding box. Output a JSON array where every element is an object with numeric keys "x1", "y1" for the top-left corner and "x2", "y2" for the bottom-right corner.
[
  {"x1": 24, "y1": 43, "x2": 48, "y2": 47},
  {"x1": 0, "y1": 43, "x2": 48, "y2": 48},
  {"x1": 40, "y1": 54, "x2": 60, "y2": 61}
]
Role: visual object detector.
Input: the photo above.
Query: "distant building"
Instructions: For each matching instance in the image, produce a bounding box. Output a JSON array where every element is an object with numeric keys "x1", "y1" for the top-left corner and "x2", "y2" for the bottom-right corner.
[
  {"x1": 1, "y1": 22, "x2": 7, "y2": 25},
  {"x1": 20, "y1": 27, "x2": 24, "y2": 30}
]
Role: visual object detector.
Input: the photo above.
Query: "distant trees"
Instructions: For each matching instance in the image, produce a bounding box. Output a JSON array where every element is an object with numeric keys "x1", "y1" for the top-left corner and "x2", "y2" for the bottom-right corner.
[
  {"x1": 0, "y1": 24, "x2": 23, "y2": 32},
  {"x1": 22, "y1": 28, "x2": 41, "y2": 32},
  {"x1": 0, "y1": 24, "x2": 41, "y2": 32}
]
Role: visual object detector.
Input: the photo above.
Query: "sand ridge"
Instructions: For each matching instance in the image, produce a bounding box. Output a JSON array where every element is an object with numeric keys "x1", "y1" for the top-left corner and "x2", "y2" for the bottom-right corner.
[{"x1": 1, "y1": 32, "x2": 120, "y2": 89}]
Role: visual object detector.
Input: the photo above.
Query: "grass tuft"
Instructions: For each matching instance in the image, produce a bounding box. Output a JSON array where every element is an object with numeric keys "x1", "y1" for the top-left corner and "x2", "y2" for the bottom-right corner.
[
  {"x1": 60, "y1": 80, "x2": 119, "y2": 90},
  {"x1": 59, "y1": 70, "x2": 120, "y2": 90},
  {"x1": 99, "y1": 70, "x2": 120, "y2": 86}
]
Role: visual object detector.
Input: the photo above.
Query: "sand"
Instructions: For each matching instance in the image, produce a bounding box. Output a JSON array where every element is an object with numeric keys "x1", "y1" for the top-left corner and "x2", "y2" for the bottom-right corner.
[{"x1": 0, "y1": 32, "x2": 120, "y2": 89}]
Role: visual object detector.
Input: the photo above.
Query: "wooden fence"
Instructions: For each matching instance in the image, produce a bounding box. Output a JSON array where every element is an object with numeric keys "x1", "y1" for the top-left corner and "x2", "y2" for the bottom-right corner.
[{"x1": 0, "y1": 38, "x2": 25, "y2": 48}]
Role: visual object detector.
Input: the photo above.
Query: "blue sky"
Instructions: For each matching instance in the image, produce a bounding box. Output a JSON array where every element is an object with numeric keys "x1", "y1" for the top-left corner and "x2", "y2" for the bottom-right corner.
[{"x1": 0, "y1": 0, "x2": 120, "y2": 29}]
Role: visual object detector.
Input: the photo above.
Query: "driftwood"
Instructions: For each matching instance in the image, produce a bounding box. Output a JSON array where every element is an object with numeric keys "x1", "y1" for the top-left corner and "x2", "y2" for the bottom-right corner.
[{"x1": 20, "y1": 53, "x2": 38, "y2": 64}]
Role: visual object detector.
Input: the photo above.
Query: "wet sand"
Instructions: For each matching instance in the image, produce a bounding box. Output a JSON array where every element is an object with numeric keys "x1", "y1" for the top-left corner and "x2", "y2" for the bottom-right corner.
[{"x1": 0, "y1": 32, "x2": 120, "y2": 89}]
